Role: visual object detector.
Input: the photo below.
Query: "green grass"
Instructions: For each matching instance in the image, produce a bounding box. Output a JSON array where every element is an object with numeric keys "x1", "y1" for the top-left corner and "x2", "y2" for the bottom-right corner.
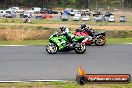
[
  {"x1": 0, "y1": 18, "x2": 22, "y2": 23},
  {"x1": 0, "y1": 38, "x2": 132, "y2": 45},
  {"x1": 7, "y1": 18, "x2": 132, "y2": 26},
  {"x1": 0, "y1": 40, "x2": 48, "y2": 45},
  {"x1": 107, "y1": 38, "x2": 132, "y2": 44},
  {"x1": 0, "y1": 82, "x2": 132, "y2": 88},
  {"x1": 0, "y1": 23, "x2": 53, "y2": 30}
]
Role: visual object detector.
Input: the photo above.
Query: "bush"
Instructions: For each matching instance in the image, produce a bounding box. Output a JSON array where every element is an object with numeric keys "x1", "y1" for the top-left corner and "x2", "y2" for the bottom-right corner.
[{"x1": 0, "y1": 27, "x2": 132, "y2": 41}]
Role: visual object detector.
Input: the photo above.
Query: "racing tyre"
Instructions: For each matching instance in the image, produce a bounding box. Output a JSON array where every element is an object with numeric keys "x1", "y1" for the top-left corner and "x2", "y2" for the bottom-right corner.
[
  {"x1": 95, "y1": 35, "x2": 106, "y2": 46},
  {"x1": 74, "y1": 43, "x2": 86, "y2": 54},
  {"x1": 46, "y1": 43, "x2": 58, "y2": 54},
  {"x1": 76, "y1": 76, "x2": 87, "y2": 85}
]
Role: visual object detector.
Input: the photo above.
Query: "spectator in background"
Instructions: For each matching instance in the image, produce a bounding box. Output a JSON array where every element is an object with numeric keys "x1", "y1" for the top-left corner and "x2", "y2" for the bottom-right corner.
[{"x1": 23, "y1": 16, "x2": 31, "y2": 23}]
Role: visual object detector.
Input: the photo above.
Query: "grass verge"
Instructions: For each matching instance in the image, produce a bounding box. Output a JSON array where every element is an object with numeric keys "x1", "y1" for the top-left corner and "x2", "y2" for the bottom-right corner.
[
  {"x1": 106, "y1": 38, "x2": 132, "y2": 44},
  {"x1": 0, "y1": 82, "x2": 132, "y2": 88},
  {"x1": 0, "y1": 40, "x2": 48, "y2": 45},
  {"x1": 0, "y1": 38, "x2": 132, "y2": 45}
]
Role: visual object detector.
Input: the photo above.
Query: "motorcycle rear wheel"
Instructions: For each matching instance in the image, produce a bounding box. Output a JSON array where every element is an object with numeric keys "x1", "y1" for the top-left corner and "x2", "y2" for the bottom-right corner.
[{"x1": 95, "y1": 35, "x2": 106, "y2": 46}]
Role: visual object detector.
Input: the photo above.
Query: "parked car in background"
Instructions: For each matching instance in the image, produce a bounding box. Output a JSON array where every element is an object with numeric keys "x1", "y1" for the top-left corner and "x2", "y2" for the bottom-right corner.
[
  {"x1": 70, "y1": 9, "x2": 75, "y2": 16},
  {"x1": 25, "y1": 10, "x2": 34, "y2": 13},
  {"x1": 61, "y1": 13, "x2": 68, "y2": 21},
  {"x1": 94, "y1": 15, "x2": 103, "y2": 22},
  {"x1": 40, "y1": 8, "x2": 58, "y2": 14},
  {"x1": 47, "y1": 9, "x2": 58, "y2": 14},
  {"x1": 9, "y1": 7, "x2": 19, "y2": 11},
  {"x1": 104, "y1": 12, "x2": 115, "y2": 22},
  {"x1": 93, "y1": 11, "x2": 102, "y2": 16},
  {"x1": 82, "y1": 15, "x2": 90, "y2": 21},
  {"x1": 31, "y1": 7, "x2": 41, "y2": 13},
  {"x1": 9, "y1": 7, "x2": 24, "y2": 13},
  {"x1": 74, "y1": 10, "x2": 81, "y2": 16},
  {"x1": 40, "y1": 8, "x2": 48, "y2": 12},
  {"x1": 0, "y1": 10, "x2": 6, "y2": 17},
  {"x1": 107, "y1": 14, "x2": 115, "y2": 22},
  {"x1": 73, "y1": 10, "x2": 81, "y2": 21},
  {"x1": 104, "y1": 14, "x2": 115, "y2": 22},
  {"x1": 73, "y1": 14, "x2": 81, "y2": 21},
  {"x1": 22, "y1": 11, "x2": 33, "y2": 18},
  {"x1": 93, "y1": 11, "x2": 115, "y2": 22},
  {"x1": 120, "y1": 16, "x2": 126, "y2": 22},
  {"x1": 63, "y1": 8, "x2": 72, "y2": 15},
  {"x1": 5, "y1": 9, "x2": 16, "y2": 18},
  {"x1": 81, "y1": 9, "x2": 91, "y2": 16}
]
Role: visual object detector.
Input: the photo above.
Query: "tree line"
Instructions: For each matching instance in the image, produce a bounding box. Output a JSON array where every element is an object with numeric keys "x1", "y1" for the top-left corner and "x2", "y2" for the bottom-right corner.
[{"x1": 0, "y1": 0, "x2": 132, "y2": 9}]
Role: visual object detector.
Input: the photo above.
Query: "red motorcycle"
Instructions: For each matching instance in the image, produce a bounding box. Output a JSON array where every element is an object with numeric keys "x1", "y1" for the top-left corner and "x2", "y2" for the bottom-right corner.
[{"x1": 75, "y1": 28, "x2": 106, "y2": 46}]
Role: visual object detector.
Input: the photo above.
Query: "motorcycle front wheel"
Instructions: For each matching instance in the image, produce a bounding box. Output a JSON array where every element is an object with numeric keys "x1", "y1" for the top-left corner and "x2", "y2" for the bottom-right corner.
[
  {"x1": 74, "y1": 43, "x2": 86, "y2": 54},
  {"x1": 46, "y1": 43, "x2": 58, "y2": 54}
]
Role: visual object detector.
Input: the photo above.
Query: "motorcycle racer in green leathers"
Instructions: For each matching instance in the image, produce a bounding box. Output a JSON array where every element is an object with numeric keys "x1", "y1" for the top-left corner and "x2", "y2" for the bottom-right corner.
[{"x1": 46, "y1": 25, "x2": 88, "y2": 54}]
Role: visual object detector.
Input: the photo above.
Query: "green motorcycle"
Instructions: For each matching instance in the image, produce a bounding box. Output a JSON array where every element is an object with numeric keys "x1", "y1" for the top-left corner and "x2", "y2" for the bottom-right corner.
[{"x1": 46, "y1": 32, "x2": 87, "y2": 54}]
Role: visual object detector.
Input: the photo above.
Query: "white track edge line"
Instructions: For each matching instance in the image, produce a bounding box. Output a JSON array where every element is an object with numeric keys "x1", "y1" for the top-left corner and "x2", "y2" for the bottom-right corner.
[
  {"x1": 0, "y1": 80, "x2": 74, "y2": 83},
  {"x1": 0, "y1": 45, "x2": 29, "y2": 46},
  {"x1": 126, "y1": 43, "x2": 132, "y2": 44}
]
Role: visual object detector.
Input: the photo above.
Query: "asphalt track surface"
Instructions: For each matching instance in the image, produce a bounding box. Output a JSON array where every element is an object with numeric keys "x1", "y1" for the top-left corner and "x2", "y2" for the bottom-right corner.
[{"x1": 0, "y1": 44, "x2": 132, "y2": 81}]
